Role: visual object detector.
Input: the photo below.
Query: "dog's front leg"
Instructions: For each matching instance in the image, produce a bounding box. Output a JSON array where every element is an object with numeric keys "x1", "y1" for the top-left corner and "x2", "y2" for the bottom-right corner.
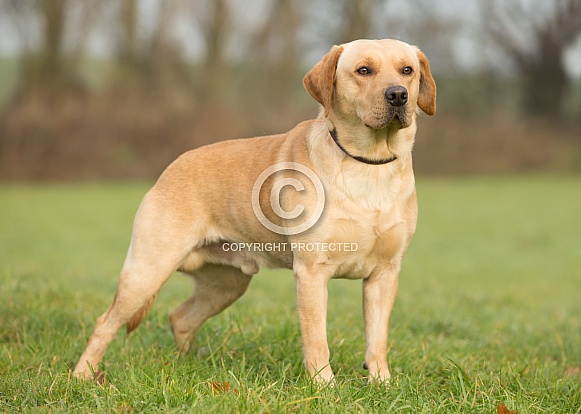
[
  {"x1": 294, "y1": 268, "x2": 334, "y2": 383},
  {"x1": 362, "y1": 264, "x2": 400, "y2": 383}
]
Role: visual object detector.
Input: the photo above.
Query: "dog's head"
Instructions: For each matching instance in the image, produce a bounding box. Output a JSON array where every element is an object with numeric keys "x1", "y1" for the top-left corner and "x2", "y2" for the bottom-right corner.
[{"x1": 303, "y1": 39, "x2": 436, "y2": 130}]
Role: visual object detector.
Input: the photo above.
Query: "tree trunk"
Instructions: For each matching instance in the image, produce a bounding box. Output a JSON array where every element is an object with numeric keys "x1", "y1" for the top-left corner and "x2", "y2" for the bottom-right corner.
[
  {"x1": 483, "y1": 0, "x2": 581, "y2": 121},
  {"x1": 339, "y1": 0, "x2": 376, "y2": 43},
  {"x1": 15, "y1": 0, "x2": 89, "y2": 98},
  {"x1": 203, "y1": 0, "x2": 229, "y2": 101},
  {"x1": 120, "y1": 0, "x2": 139, "y2": 66},
  {"x1": 520, "y1": 35, "x2": 568, "y2": 120},
  {"x1": 42, "y1": 0, "x2": 66, "y2": 78}
]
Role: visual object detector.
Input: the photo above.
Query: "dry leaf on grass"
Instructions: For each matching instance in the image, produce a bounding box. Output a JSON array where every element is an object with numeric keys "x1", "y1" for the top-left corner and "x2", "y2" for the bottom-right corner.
[
  {"x1": 211, "y1": 381, "x2": 239, "y2": 395},
  {"x1": 94, "y1": 370, "x2": 106, "y2": 385},
  {"x1": 497, "y1": 403, "x2": 516, "y2": 414}
]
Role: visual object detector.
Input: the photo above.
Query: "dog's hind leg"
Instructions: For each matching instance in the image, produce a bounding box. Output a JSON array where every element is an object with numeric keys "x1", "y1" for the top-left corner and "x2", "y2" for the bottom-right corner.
[
  {"x1": 73, "y1": 238, "x2": 189, "y2": 380},
  {"x1": 73, "y1": 192, "x2": 199, "y2": 380},
  {"x1": 169, "y1": 264, "x2": 253, "y2": 353}
]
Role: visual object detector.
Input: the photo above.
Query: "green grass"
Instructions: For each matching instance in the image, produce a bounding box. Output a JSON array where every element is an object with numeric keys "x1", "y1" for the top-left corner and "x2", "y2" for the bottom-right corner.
[{"x1": 1, "y1": 176, "x2": 580, "y2": 413}]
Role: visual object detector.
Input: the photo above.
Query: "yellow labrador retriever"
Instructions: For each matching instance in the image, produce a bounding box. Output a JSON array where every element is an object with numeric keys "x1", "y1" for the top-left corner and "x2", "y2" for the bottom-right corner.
[{"x1": 74, "y1": 38, "x2": 436, "y2": 384}]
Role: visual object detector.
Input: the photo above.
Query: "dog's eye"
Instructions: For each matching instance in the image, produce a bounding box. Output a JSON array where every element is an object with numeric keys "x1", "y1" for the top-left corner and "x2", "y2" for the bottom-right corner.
[
  {"x1": 402, "y1": 66, "x2": 413, "y2": 75},
  {"x1": 356, "y1": 67, "x2": 372, "y2": 75}
]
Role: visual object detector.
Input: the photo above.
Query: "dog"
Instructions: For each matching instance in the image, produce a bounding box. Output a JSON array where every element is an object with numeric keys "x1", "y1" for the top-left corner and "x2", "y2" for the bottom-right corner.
[{"x1": 74, "y1": 38, "x2": 436, "y2": 384}]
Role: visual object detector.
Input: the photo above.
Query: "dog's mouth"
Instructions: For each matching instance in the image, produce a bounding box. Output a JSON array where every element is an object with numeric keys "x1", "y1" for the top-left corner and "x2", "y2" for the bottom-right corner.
[
  {"x1": 392, "y1": 113, "x2": 404, "y2": 127},
  {"x1": 363, "y1": 107, "x2": 409, "y2": 130}
]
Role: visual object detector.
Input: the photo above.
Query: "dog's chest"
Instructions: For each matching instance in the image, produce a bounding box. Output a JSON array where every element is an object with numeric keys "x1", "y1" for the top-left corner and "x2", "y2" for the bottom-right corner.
[
  {"x1": 298, "y1": 170, "x2": 416, "y2": 279},
  {"x1": 326, "y1": 165, "x2": 414, "y2": 213}
]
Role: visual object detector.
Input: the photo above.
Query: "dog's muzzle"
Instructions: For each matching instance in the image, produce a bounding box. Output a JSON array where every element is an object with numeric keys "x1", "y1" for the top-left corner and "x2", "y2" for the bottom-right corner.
[
  {"x1": 384, "y1": 86, "x2": 409, "y2": 127},
  {"x1": 362, "y1": 86, "x2": 411, "y2": 129}
]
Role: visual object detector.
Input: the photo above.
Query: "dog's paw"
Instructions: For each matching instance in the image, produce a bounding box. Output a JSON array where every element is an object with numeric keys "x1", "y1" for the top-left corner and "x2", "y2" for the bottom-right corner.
[
  {"x1": 311, "y1": 373, "x2": 336, "y2": 388},
  {"x1": 73, "y1": 367, "x2": 106, "y2": 385},
  {"x1": 364, "y1": 362, "x2": 391, "y2": 388},
  {"x1": 367, "y1": 372, "x2": 391, "y2": 389}
]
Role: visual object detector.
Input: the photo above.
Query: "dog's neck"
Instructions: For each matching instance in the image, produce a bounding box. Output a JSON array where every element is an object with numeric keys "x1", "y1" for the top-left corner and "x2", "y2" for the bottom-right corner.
[
  {"x1": 329, "y1": 129, "x2": 397, "y2": 165},
  {"x1": 325, "y1": 115, "x2": 417, "y2": 164}
]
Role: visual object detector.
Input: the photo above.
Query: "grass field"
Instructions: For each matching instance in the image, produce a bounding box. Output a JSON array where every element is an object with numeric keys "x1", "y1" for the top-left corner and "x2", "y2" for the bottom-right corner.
[{"x1": 1, "y1": 176, "x2": 580, "y2": 413}]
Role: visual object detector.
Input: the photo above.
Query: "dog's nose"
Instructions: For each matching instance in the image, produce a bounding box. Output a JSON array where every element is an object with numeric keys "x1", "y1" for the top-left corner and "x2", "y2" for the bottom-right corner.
[{"x1": 385, "y1": 86, "x2": 408, "y2": 107}]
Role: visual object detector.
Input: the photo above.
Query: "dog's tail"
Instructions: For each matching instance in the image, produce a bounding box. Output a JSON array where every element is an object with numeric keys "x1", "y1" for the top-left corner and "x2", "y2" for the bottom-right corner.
[{"x1": 126, "y1": 293, "x2": 158, "y2": 334}]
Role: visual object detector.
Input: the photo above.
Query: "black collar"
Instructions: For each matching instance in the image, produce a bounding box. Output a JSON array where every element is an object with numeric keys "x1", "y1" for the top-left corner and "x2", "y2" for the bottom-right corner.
[{"x1": 329, "y1": 130, "x2": 397, "y2": 165}]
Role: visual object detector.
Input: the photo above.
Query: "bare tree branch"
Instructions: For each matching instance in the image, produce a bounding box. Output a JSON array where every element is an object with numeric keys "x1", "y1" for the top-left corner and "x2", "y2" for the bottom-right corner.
[{"x1": 479, "y1": 0, "x2": 581, "y2": 119}]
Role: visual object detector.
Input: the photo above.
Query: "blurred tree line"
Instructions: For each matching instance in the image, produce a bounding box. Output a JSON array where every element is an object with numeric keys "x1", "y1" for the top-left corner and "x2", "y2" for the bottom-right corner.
[{"x1": 0, "y1": 0, "x2": 579, "y2": 180}]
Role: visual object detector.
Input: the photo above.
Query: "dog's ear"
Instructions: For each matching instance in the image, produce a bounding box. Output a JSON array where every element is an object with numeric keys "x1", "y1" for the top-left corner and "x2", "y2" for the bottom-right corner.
[
  {"x1": 303, "y1": 45, "x2": 344, "y2": 117},
  {"x1": 416, "y1": 49, "x2": 437, "y2": 116}
]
